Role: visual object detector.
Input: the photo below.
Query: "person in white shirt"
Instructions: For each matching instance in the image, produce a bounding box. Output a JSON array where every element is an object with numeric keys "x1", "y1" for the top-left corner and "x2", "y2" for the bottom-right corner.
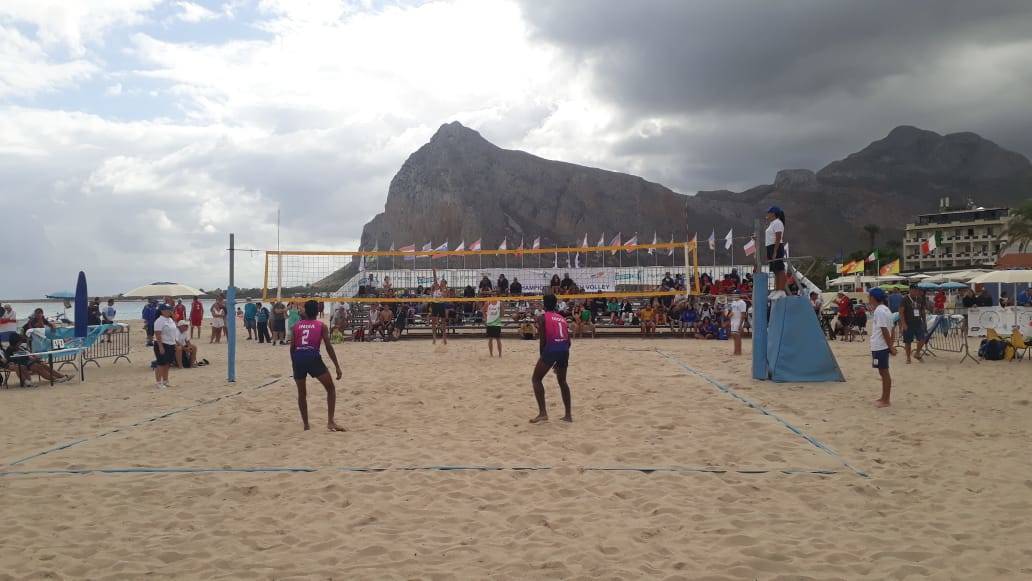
[
  {"x1": 764, "y1": 206, "x2": 787, "y2": 295},
  {"x1": 728, "y1": 296, "x2": 748, "y2": 355},
  {"x1": 174, "y1": 319, "x2": 199, "y2": 368},
  {"x1": 153, "y1": 304, "x2": 178, "y2": 388},
  {"x1": 867, "y1": 288, "x2": 897, "y2": 408}
]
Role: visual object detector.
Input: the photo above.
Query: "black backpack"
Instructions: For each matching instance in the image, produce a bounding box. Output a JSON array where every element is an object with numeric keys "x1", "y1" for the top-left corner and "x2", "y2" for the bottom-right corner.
[{"x1": 979, "y1": 339, "x2": 1006, "y2": 361}]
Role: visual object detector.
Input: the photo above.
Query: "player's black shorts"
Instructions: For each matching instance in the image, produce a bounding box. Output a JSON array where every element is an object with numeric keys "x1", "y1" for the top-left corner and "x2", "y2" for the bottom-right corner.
[
  {"x1": 153, "y1": 343, "x2": 176, "y2": 366},
  {"x1": 486, "y1": 325, "x2": 501, "y2": 338},
  {"x1": 292, "y1": 350, "x2": 329, "y2": 380},
  {"x1": 540, "y1": 350, "x2": 569, "y2": 370},
  {"x1": 430, "y1": 303, "x2": 446, "y2": 317},
  {"x1": 766, "y1": 244, "x2": 786, "y2": 273}
]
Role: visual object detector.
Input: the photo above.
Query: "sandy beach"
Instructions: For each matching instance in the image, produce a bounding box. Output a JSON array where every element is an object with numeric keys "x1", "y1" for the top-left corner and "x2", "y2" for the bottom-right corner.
[{"x1": 2, "y1": 321, "x2": 1031, "y2": 579}]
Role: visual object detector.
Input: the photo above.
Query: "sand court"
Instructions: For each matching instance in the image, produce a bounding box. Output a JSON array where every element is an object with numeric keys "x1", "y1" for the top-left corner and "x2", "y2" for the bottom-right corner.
[{"x1": 4, "y1": 339, "x2": 844, "y2": 475}]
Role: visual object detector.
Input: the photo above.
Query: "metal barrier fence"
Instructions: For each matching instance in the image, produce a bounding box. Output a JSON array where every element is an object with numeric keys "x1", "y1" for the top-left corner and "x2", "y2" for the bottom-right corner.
[
  {"x1": 82, "y1": 324, "x2": 132, "y2": 367},
  {"x1": 923, "y1": 314, "x2": 978, "y2": 364}
]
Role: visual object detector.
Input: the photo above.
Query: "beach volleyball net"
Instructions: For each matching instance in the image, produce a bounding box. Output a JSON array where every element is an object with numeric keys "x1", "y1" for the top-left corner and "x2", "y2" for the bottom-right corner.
[{"x1": 261, "y1": 241, "x2": 702, "y2": 304}]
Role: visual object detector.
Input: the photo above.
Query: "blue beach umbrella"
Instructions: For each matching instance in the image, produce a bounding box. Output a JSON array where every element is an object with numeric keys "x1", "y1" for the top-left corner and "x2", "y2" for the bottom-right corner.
[
  {"x1": 916, "y1": 281, "x2": 940, "y2": 290},
  {"x1": 938, "y1": 281, "x2": 969, "y2": 290}
]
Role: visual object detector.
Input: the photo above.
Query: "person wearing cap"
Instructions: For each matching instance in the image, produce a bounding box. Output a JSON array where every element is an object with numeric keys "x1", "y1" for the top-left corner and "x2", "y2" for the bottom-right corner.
[
  {"x1": 764, "y1": 206, "x2": 787, "y2": 295},
  {"x1": 153, "y1": 304, "x2": 177, "y2": 388},
  {"x1": 142, "y1": 299, "x2": 159, "y2": 346},
  {"x1": 900, "y1": 284, "x2": 928, "y2": 364},
  {"x1": 173, "y1": 318, "x2": 204, "y2": 368},
  {"x1": 867, "y1": 288, "x2": 896, "y2": 408}
]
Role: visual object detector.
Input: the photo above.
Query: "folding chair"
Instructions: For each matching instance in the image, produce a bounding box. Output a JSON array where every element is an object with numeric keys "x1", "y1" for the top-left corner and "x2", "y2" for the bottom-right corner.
[{"x1": 1009, "y1": 330, "x2": 1029, "y2": 362}]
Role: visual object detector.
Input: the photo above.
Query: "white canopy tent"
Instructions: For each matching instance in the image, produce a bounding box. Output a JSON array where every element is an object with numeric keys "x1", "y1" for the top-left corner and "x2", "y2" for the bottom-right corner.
[
  {"x1": 968, "y1": 270, "x2": 1032, "y2": 285},
  {"x1": 123, "y1": 282, "x2": 206, "y2": 298}
]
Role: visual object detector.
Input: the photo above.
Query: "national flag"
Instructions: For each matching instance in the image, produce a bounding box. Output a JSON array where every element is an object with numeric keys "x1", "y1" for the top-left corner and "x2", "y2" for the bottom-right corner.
[
  {"x1": 515, "y1": 237, "x2": 524, "y2": 254},
  {"x1": 432, "y1": 241, "x2": 449, "y2": 259},
  {"x1": 648, "y1": 232, "x2": 657, "y2": 255},
  {"x1": 690, "y1": 233, "x2": 698, "y2": 246},
  {"x1": 532, "y1": 237, "x2": 540, "y2": 250},
  {"x1": 597, "y1": 232, "x2": 605, "y2": 247},
  {"x1": 358, "y1": 255, "x2": 365, "y2": 272},
  {"x1": 838, "y1": 260, "x2": 856, "y2": 274},
  {"x1": 920, "y1": 233, "x2": 938, "y2": 255},
  {"x1": 454, "y1": 240, "x2": 465, "y2": 252},
  {"x1": 371, "y1": 242, "x2": 379, "y2": 265},
  {"x1": 743, "y1": 238, "x2": 756, "y2": 256},
  {"x1": 389, "y1": 242, "x2": 395, "y2": 252},
  {"x1": 668, "y1": 234, "x2": 675, "y2": 256},
  {"x1": 609, "y1": 232, "x2": 621, "y2": 255},
  {"x1": 625, "y1": 233, "x2": 638, "y2": 255},
  {"x1": 469, "y1": 239, "x2": 482, "y2": 251},
  {"x1": 879, "y1": 259, "x2": 900, "y2": 276},
  {"x1": 421, "y1": 242, "x2": 432, "y2": 257},
  {"x1": 401, "y1": 243, "x2": 416, "y2": 260},
  {"x1": 581, "y1": 234, "x2": 588, "y2": 248},
  {"x1": 724, "y1": 228, "x2": 733, "y2": 250},
  {"x1": 848, "y1": 260, "x2": 865, "y2": 274},
  {"x1": 574, "y1": 253, "x2": 580, "y2": 268},
  {"x1": 707, "y1": 230, "x2": 715, "y2": 251},
  {"x1": 498, "y1": 238, "x2": 507, "y2": 251},
  {"x1": 865, "y1": 250, "x2": 878, "y2": 263}
]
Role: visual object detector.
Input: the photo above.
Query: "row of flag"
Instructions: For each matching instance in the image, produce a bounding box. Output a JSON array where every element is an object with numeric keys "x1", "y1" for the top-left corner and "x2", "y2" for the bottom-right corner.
[{"x1": 837, "y1": 233, "x2": 938, "y2": 276}]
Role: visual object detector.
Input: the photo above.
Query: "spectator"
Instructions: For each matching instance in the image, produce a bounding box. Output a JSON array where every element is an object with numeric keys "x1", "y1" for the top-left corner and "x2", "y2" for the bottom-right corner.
[
  {"x1": 497, "y1": 273, "x2": 510, "y2": 295},
  {"x1": 900, "y1": 285, "x2": 928, "y2": 364},
  {"x1": 549, "y1": 274, "x2": 561, "y2": 294},
  {"x1": 174, "y1": 299, "x2": 186, "y2": 322},
  {"x1": 153, "y1": 303, "x2": 177, "y2": 389},
  {"x1": 661, "y1": 271, "x2": 675, "y2": 289},
  {"x1": 174, "y1": 319, "x2": 202, "y2": 368},
  {"x1": 834, "y1": 292, "x2": 852, "y2": 340},
  {"x1": 559, "y1": 273, "x2": 575, "y2": 293},
  {"x1": 478, "y1": 275, "x2": 493, "y2": 294},
  {"x1": 87, "y1": 298, "x2": 102, "y2": 326},
  {"x1": 142, "y1": 299, "x2": 158, "y2": 346},
  {"x1": 639, "y1": 302, "x2": 657, "y2": 335},
  {"x1": 1018, "y1": 288, "x2": 1032, "y2": 307},
  {"x1": 243, "y1": 298, "x2": 257, "y2": 340},
  {"x1": 190, "y1": 296, "x2": 204, "y2": 339},
  {"x1": 606, "y1": 298, "x2": 621, "y2": 324},
  {"x1": 961, "y1": 289, "x2": 976, "y2": 308},
  {"x1": 729, "y1": 268, "x2": 741, "y2": 285},
  {"x1": 887, "y1": 288, "x2": 904, "y2": 314},
  {"x1": 573, "y1": 304, "x2": 595, "y2": 338},
  {"x1": 975, "y1": 288, "x2": 993, "y2": 307},
  {"x1": 331, "y1": 304, "x2": 350, "y2": 333},
  {"x1": 102, "y1": 299, "x2": 117, "y2": 324},
  {"x1": 510, "y1": 277, "x2": 523, "y2": 295},
  {"x1": 286, "y1": 301, "x2": 301, "y2": 343},
  {"x1": 933, "y1": 290, "x2": 947, "y2": 313},
  {"x1": 255, "y1": 302, "x2": 271, "y2": 343},
  {"x1": 271, "y1": 301, "x2": 287, "y2": 345},
  {"x1": 698, "y1": 317, "x2": 718, "y2": 339},
  {"x1": 591, "y1": 293, "x2": 607, "y2": 322},
  {"x1": 679, "y1": 304, "x2": 699, "y2": 334},
  {"x1": 210, "y1": 296, "x2": 227, "y2": 344},
  {"x1": 810, "y1": 291, "x2": 823, "y2": 315},
  {"x1": 4, "y1": 334, "x2": 71, "y2": 385},
  {"x1": 621, "y1": 300, "x2": 634, "y2": 324},
  {"x1": 999, "y1": 292, "x2": 1011, "y2": 307}
]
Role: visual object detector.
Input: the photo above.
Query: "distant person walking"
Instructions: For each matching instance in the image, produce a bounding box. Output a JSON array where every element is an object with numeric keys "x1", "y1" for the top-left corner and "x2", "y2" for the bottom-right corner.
[
  {"x1": 189, "y1": 296, "x2": 204, "y2": 339},
  {"x1": 210, "y1": 296, "x2": 227, "y2": 344},
  {"x1": 142, "y1": 299, "x2": 159, "y2": 346},
  {"x1": 271, "y1": 300, "x2": 287, "y2": 345},
  {"x1": 255, "y1": 302, "x2": 272, "y2": 343},
  {"x1": 243, "y1": 298, "x2": 257, "y2": 340}
]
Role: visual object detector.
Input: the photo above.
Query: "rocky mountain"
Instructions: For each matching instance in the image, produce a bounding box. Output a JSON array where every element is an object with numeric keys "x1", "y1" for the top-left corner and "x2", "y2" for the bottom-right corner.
[{"x1": 339, "y1": 122, "x2": 1032, "y2": 285}]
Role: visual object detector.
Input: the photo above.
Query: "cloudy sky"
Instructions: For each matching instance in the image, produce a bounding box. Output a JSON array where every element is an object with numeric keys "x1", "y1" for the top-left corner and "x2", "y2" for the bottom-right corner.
[{"x1": 3, "y1": 0, "x2": 1032, "y2": 297}]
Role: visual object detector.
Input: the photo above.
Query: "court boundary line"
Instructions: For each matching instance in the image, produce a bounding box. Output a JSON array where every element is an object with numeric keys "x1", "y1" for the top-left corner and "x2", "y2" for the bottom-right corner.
[
  {"x1": 654, "y1": 349, "x2": 869, "y2": 478},
  {"x1": 2, "y1": 377, "x2": 283, "y2": 468},
  {"x1": 0, "y1": 465, "x2": 842, "y2": 478}
]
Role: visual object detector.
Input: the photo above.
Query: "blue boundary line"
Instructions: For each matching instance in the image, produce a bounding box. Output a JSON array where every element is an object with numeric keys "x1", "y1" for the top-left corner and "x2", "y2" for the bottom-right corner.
[
  {"x1": 2, "y1": 377, "x2": 282, "y2": 468},
  {"x1": 0, "y1": 465, "x2": 839, "y2": 478},
  {"x1": 655, "y1": 350, "x2": 869, "y2": 478}
]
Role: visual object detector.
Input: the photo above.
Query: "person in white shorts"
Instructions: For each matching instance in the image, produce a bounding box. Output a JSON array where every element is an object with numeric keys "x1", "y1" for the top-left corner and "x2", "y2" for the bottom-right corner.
[{"x1": 728, "y1": 295, "x2": 748, "y2": 356}]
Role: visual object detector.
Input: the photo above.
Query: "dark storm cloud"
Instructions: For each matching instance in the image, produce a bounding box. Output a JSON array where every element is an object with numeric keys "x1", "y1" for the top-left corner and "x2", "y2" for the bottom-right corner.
[{"x1": 519, "y1": 0, "x2": 1032, "y2": 190}]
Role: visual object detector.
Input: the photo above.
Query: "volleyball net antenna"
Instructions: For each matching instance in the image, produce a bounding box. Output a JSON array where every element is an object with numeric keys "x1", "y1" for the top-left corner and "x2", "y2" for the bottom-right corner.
[{"x1": 262, "y1": 241, "x2": 706, "y2": 304}]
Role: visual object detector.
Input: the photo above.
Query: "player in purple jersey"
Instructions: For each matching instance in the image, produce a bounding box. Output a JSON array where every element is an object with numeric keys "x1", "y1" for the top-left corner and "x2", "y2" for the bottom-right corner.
[
  {"x1": 530, "y1": 294, "x2": 573, "y2": 424},
  {"x1": 290, "y1": 300, "x2": 345, "y2": 432}
]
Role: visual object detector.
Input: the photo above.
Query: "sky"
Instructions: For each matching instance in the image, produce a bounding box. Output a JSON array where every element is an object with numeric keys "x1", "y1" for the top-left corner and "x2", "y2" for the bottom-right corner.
[{"x1": 3, "y1": 0, "x2": 1032, "y2": 298}]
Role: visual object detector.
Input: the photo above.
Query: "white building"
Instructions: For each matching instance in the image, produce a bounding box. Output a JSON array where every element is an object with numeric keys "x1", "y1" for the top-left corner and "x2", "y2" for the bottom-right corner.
[{"x1": 903, "y1": 198, "x2": 1011, "y2": 271}]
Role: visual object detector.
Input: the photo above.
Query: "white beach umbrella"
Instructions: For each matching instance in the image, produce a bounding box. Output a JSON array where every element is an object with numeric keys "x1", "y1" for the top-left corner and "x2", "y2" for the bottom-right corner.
[
  {"x1": 968, "y1": 270, "x2": 1032, "y2": 285},
  {"x1": 123, "y1": 282, "x2": 206, "y2": 298}
]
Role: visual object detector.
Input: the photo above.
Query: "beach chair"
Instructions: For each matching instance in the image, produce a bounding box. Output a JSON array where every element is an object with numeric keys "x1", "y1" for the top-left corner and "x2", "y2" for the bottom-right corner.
[{"x1": 1009, "y1": 330, "x2": 1028, "y2": 362}]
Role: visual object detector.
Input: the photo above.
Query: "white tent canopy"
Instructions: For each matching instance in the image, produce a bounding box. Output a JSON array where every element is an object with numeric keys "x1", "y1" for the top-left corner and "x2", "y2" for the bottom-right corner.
[
  {"x1": 968, "y1": 270, "x2": 1032, "y2": 285},
  {"x1": 123, "y1": 282, "x2": 206, "y2": 298}
]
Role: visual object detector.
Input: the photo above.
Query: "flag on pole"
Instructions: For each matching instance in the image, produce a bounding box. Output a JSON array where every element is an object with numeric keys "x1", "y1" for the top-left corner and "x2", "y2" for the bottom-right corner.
[
  {"x1": 498, "y1": 238, "x2": 507, "y2": 251},
  {"x1": 609, "y1": 232, "x2": 621, "y2": 254},
  {"x1": 389, "y1": 242, "x2": 394, "y2": 252},
  {"x1": 401, "y1": 244, "x2": 415, "y2": 260},
  {"x1": 597, "y1": 233, "x2": 605, "y2": 247},
  {"x1": 455, "y1": 240, "x2": 465, "y2": 252},
  {"x1": 432, "y1": 241, "x2": 449, "y2": 259},
  {"x1": 371, "y1": 241, "x2": 379, "y2": 266},
  {"x1": 724, "y1": 229, "x2": 733, "y2": 250},
  {"x1": 920, "y1": 234, "x2": 938, "y2": 255},
  {"x1": 532, "y1": 237, "x2": 540, "y2": 250},
  {"x1": 879, "y1": 259, "x2": 901, "y2": 275},
  {"x1": 707, "y1": 230, "x2": 715, "y2": 251},
  {"x1": 743, "y1": 238, "x2": 756, "y2": 256},
  {"x1": 690, "y1": 233, "x2": 698, "y2": 247},
  {"x1": 515, "y1": 237, "x2": 524, "y2": 254},
  {"x1": 838, "y1": 260, "x2": 855, "y2": 274},
  {"x1": 581, "y1": 234, "x2": 588, "y2": 248},
  {"x1": 470, "y1": 239, "x2": 482, "y2": 251},
  {"x1": 574, "y1": 253, "x2": 580, "y2": 268},
  {"x1": 784, "y1": 243, "x2": 790, "y2": 257},
  {"x1": 625, "y1": 233, "x2": 638, "y2": 255},
  {"x1": 648, "y1": 232, "x2": 657, "y2": 254},
  {"x1": 668, "y1": 234, "x2": 675, "y2": 256},
  {"x1": 421, "y1": 242, "x2": 432, "y2": 257},
  {"x1": 865, "y1": 250, "x2": 878, "y2": 263}
]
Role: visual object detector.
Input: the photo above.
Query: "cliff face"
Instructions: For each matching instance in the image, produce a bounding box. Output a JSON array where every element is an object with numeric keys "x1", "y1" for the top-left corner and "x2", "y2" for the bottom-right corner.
[{"x1": 353, "y1": 122, "x2": 1032, "y2": 271}]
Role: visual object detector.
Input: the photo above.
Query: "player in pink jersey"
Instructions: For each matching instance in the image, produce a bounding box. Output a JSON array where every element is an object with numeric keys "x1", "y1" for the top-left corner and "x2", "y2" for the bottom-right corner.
[
  {"x1": 530, "y1": 294, "x2": 573, "y2": 423},
  {"x1": 290, "y1": 300, "x2": 345, "y2": 432}
]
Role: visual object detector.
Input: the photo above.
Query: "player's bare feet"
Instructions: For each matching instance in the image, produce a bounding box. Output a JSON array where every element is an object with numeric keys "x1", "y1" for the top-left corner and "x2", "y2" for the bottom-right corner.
[
  {"x1": 529, "y1": 414, "x2": 548, "y2": 424},
  {"x1": 561, "y1": 415, "x2": 573, "y2": 423},
  {"x1": 327, "y1": 421, "x2": 347, "y2": 432},
  {"x1": 874, "y1": 400, "x2": 891, "y2": 408},
  {"x1": 303, "y1": 424, "x2": 311, "y2": 431}
]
